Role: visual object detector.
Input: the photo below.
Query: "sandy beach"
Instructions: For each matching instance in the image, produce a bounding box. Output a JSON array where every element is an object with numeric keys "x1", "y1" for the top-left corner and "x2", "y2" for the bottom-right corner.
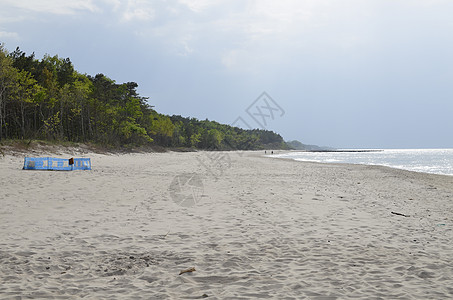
[{"x1": 1, "y1": 150, "x2": 453, "y2": 299}]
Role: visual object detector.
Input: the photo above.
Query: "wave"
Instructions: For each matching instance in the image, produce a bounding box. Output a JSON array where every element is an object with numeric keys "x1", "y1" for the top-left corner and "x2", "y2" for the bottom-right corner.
[{"x1": 273, "y1": 149, "x2": 453, "y2": 176}]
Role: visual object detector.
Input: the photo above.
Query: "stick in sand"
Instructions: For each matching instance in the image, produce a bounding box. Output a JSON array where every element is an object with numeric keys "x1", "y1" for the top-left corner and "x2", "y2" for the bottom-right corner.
[
  {"x1": 179, "y1": 267, "x2": 196, "y2": 275},
  {"x1": 391, "y1": 211, "x2": 410, "y2": 217}
]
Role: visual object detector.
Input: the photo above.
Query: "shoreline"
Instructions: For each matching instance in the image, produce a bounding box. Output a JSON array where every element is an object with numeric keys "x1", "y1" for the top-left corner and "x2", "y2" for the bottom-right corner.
[
  {"x1": 1, "y1": 150, "x2": 453, "y2": 298},
  {"x1": 266, "y1": 149, "x2": 453, "y2": 178}
]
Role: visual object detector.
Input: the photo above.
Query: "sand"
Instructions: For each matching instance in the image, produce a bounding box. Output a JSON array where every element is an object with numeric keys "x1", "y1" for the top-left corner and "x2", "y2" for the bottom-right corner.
[{"x1": 1, "y1": 150, "x2": 453, "y2": 299}]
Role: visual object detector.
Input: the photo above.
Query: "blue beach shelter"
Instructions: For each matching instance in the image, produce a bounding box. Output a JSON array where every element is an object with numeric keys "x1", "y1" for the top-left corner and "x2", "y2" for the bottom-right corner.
[{"x1": 23, "y1": 157, "x2": 91, "y2": 171}]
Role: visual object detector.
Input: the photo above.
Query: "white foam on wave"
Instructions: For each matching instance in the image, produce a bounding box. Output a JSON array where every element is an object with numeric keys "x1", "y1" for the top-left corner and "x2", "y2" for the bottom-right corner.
[{"x1": 275, "y1": 149, "x2": 453, "y2": 176}]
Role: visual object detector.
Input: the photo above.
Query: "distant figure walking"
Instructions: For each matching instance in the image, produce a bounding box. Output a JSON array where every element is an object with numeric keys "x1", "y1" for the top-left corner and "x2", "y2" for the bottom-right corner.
[
  {"x1": 271, "y1": 151, "x2": 274, "y2": 154},
  {"x1": 265, "y1": 151, "x2": 267, "y2": 154}
]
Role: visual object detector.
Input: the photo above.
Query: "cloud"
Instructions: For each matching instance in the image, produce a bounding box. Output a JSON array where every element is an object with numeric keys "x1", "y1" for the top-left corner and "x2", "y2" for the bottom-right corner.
[
  {"x1": 3, "y1": 0, "x2": 451, "y2": 78},
  {"x1": 101, "y1": 0, "x2": 121, "y2": 11},
  {"x1": 0, "y1": 31, "x2": 19, "y2": 39},
  {"x1": 110, "y1": 0, "x2": 366, "y2": 73},
  {"x1": 178, "y1": 0, "x2": 215, "y2": 12},
  {"x1": 122, "y1": 0, "x2": 155, "y2": 21},
  {"x1": 176, "y1": 35, "x2": 194, "y2": 56},
  {"x1": 1, "y1": 0, "x2": 101, "y2": 14}
]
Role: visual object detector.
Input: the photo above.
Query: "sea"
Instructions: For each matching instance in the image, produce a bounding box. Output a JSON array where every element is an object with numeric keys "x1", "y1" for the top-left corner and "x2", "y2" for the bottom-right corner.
[{"x1": 273, "y1": 149, "x2": 453, "y2": 176}]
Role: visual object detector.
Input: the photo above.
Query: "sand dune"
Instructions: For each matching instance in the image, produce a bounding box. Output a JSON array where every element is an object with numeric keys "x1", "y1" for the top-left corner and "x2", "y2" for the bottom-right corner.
[{"x1": 1, "y1": 150, "x2": 453, "y2": 299}]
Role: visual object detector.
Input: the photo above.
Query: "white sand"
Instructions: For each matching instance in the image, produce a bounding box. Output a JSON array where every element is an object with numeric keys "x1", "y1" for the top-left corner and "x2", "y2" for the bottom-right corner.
[{"x1": 1, "y1": 150, "x2": 453, "y2": 299}]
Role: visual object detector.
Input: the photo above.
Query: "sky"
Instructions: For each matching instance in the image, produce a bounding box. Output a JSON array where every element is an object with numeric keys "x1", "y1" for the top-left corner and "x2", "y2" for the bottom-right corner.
[{"x1": 1, "y1": 0, "x2": 453, "y2": 148}]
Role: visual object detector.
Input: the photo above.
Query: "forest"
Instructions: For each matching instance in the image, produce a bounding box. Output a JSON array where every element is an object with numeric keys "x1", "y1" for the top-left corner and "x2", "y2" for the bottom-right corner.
[{"x1": 0, "y1": 44, "x2": 289, "y2": 151}]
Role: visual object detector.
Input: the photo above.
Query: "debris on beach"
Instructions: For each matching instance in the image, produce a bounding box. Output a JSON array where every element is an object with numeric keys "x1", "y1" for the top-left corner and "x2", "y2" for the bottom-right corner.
[
  {"x1": 391, "y1": 211, "x2": 410, "y2": 217},
  {"x1": 179, "y1": 267, "x2": 196, "y2": 275}
]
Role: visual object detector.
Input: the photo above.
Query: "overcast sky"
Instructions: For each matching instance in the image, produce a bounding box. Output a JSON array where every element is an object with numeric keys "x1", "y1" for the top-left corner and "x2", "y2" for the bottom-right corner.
[{"x1": 1, "y1": 0, "x2": 452, "y2": 148}]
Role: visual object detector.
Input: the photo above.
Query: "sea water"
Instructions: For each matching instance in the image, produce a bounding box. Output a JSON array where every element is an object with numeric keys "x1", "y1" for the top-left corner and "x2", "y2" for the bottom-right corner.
[{"x1": 273, "y1": 149, "x2": 453, "y2": 176}]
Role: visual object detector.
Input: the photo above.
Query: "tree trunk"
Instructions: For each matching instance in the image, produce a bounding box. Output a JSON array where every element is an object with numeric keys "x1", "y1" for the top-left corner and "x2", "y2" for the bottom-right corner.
[
  {"x1": 0, "y1": 98, "x2": 3, "y2": 141},
  {"x1": 21, "y1": 101, "x2": 25, "y2": 139},
  {"x1": 60, "y1": 98, "x2": 64, "y2": 139},
  {"x1": 0, "y1": 81, "x2": 5, "y2": 141},
  {"x1": 80, "y1": 101, "x2": 85, "y2": 141}
]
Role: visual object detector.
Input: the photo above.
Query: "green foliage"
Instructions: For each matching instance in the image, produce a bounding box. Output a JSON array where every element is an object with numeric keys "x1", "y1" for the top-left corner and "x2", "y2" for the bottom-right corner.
[
  {"x1": 120, "y1": 120, "x2": 153, "y2": 144},
  {"x1": 168, "y1": 115, "x2": 287, "y2": 150},
  {"x1": 190, "y1": 132, "x2": 201, "y2": 148},
  {"x1": 0, "y1": 45, "x2": 289, "y2": 150}
]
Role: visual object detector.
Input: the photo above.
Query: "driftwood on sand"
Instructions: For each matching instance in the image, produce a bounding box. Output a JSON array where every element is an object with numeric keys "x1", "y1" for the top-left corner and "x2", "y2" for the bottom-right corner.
[{"x1": 179, "y1": 267, "x2": 196, "y2": 275}]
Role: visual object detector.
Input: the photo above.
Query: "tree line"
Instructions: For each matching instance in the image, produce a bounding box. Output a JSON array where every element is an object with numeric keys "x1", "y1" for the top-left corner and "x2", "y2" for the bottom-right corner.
[{"x1": 0, "y1": 44, "x2": 288, "y2": 150}]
